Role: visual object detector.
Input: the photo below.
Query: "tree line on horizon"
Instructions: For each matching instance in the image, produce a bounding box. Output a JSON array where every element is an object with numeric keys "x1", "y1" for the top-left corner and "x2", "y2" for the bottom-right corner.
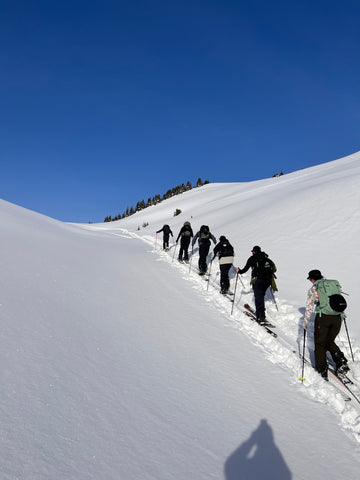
[{"x1": 104, "y1": 177, "x2": 209, "y2": 223}]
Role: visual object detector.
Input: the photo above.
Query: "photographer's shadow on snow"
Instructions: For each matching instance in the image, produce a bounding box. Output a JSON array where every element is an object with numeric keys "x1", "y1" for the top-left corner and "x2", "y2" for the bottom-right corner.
[{"x1": 224, "y1": 419, "x2": 292, "y2": 480}]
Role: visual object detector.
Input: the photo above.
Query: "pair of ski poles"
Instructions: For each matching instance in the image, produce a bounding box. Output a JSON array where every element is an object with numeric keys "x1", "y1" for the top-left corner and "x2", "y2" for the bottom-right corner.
[{"x1": 300, "y1": 316, "x2": 354, "y2": 383}]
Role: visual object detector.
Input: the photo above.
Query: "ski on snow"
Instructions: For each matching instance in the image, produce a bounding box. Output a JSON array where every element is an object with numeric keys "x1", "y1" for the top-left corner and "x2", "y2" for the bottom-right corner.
[
  {"x1": 295, "y1": 350, "x2": 359, "y2": 403},
  {"x1": 328, "y1": 368, "x2": 360, "y2": 405},
  {"x1": 243, "y1": 304, "x2": 277, "y2": 338}
]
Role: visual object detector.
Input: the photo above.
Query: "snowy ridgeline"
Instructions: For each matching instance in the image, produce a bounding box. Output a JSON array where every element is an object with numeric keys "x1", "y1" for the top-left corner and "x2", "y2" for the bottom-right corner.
[{"x1": 1, "y1": 151, "x2": 360, "y2": 479}]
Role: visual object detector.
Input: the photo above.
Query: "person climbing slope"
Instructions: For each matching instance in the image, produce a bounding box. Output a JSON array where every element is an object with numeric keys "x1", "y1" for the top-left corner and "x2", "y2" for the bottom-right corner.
[
  {"x1": 176, "y1": 221, "x2": 193, "y2": 262},
  {"x1": 192, "y1": 225, "x2": 216, "y2": 275},
  {"x1": 156, "y1": 224, "x2": 173, "y2": 250}
]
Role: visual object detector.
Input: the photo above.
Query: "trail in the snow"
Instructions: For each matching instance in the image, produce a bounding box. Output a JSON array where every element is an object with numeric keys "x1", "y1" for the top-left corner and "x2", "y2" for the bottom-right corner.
[{"x1": 125, "y1": 229, "x2": 360, "y2": 443}]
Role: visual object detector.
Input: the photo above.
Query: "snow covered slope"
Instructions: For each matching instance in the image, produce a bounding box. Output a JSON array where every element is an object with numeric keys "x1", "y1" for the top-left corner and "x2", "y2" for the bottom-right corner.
[{"x1": 1, "y1": 151, "x2": 360, "y2": 479}]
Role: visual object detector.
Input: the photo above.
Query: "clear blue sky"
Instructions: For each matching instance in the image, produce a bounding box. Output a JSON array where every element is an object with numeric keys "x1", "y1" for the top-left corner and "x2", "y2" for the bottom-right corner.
[{"x1": 1, "y1": 0, "x2": 359, "y2": 222}]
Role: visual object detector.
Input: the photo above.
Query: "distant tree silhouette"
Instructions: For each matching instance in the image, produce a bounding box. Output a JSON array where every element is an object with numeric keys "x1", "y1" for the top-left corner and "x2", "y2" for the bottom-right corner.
[{"x1": 104, "y1": 177, "x2": 210, "y2": 222}]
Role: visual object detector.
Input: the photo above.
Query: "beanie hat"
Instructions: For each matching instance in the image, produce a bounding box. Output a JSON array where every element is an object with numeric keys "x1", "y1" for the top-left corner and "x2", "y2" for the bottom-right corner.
[
  {"x1": 252, "y1": 246, "x2": 261, "y2": 253},
  {"x1": 220, "y1": 236, "x2": 226, "y2": 242}
]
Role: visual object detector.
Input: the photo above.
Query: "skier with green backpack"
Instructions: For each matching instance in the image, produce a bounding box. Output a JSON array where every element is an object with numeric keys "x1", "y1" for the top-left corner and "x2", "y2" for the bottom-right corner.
[{"x1": 303, "y1": 269, "x2": 349, "y2": 380}]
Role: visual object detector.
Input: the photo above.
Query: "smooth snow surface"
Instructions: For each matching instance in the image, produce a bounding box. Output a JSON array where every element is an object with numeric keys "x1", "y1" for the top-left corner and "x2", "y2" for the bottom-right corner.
[{"x1": 1, "y1": 151, "x2": 360, "y2": 479}]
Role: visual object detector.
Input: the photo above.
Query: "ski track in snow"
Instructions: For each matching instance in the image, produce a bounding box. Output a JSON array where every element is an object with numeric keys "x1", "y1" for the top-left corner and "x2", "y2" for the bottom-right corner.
[{"x1": 106, "y1": 228, "x2": 360, "y2": 444}]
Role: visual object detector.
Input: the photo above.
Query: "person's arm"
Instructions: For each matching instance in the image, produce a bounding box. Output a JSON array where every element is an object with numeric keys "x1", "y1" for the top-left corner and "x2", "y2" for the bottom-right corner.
[
  {"x1": 303, "y1": 285, "x2": 318, "y2": 330},
  {"x1": 211, "y1": 243, "x2": 220, "y2": 260},
  {"x1": 237, "y1": 256, "x2": 253, "y2": 275},
  {"x1": 176, "y1": 228, "x2": 183, "y2": 243}
]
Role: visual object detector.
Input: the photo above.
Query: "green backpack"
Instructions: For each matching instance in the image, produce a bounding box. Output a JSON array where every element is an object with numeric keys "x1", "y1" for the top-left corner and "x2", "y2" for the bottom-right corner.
[{"x1": 315, "y1": 279, "x2": 347, "y2": 315}]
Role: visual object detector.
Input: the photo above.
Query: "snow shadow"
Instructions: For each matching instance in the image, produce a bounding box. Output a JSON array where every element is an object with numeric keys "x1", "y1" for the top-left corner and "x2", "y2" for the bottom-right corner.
[{"x1": 224, "y1": 419, "x2": 292, "y2": 480}]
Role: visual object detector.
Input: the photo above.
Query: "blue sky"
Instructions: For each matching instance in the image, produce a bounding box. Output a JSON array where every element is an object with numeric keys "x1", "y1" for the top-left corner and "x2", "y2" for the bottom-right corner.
[{"x1": 1, "y1": 0, "x2": 359, "y2": 222}]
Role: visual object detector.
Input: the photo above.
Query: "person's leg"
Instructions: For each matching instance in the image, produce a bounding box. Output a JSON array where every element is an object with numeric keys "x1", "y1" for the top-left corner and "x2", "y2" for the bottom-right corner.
[
  {"x1": 314, "y1": 316, "x2": 330, "y2": 375},
  {"x1": 183, "y1": 237, "x2": 190, "y2": 261},
  {"x1": 198, "y1": 243, "x2": 209, "y2": 272},
  {"x1": 253, "y1": 279, "x2": 269, "y2": 321}
]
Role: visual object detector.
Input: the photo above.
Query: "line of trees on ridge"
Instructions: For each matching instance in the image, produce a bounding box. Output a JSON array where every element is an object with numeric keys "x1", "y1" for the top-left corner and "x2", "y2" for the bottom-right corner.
[{"x1": 104, "y1": 177, "x2": 209, "y2": 223}]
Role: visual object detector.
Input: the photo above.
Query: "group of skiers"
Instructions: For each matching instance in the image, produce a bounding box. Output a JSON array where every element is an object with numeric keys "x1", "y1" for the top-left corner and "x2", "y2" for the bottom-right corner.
[{"x1": 156, "y1": 222, "x2": 350, "y2": 381}]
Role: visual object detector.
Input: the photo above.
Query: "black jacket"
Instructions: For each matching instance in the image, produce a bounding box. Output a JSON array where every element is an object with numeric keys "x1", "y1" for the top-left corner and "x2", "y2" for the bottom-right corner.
[
  {"x1": 156, "y1": 225, "x2": 173, "y2": 236},
  {"x1": 213, "y1": 238, "x2": 234, "y2": 259},
  {"x1": 192, "y1": 230, "x2": 216, "y2": 247},
  {"x1": 238, "y1": 251, "x2": 272, "y2": 280},
  {"x1": 176, "y1": 224, "x2": 193, "y2": 242}
]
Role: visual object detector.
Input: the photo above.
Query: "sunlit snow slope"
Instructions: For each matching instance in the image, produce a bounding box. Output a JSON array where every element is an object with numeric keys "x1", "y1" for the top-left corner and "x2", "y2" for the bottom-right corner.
[{"x1": 1, "y1": 151, "x2": 360, "y2": 480}]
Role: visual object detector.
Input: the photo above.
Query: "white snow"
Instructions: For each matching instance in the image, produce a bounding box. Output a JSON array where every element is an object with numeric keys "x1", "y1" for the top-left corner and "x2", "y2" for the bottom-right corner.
[{"x1": 1, "y1": 150, "x2": 360, "y2": 479}]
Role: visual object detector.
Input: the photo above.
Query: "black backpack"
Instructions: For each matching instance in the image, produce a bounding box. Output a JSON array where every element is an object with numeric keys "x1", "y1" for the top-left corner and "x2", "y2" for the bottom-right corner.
[
  {"x1": 329, "y1": 294, "x2": 347, "y2": 313},
  {"x1": 182, "y1": 223, "x2": 192, "y2": 237},
  {"x1": 220, "y1": 239, "x2": 234, "y2": 257},
  {"x1": 199, "y1": 225, "x2": 210, "y2": 239},
  {"x1": 256, "y1": 254, "x2": 276, "y2": 279}
]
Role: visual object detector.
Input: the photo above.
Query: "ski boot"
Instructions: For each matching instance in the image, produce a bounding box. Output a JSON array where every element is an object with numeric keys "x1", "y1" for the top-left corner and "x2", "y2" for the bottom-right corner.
[
  {"x1": 319, "y1": 368, "x2": 329, "y2": 381},
  {"x1": 334, "y1": 352, "x2": 350, "y2": 375},
  {"x1": 256, "y1": 314, "x2": 267, "y2": 326}
]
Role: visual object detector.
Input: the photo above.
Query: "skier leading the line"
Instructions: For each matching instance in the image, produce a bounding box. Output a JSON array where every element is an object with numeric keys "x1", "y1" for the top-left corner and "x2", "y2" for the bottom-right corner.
[
  {"x1": 303, "y1": 269, "x2": 349, "y2": 380},
  {"x1": 156, "y1": 224, "x2": 173, "y2": 251}
]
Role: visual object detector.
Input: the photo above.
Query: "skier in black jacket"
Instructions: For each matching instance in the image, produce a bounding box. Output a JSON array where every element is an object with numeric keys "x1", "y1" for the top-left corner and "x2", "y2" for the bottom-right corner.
[
  {"x1": 192, "y1": 225, "x2": 216, "y2": 274},
  {"x1": 237, "y1": 246, "x2": 274, "y2": 324},
  {"x1": 211, "y1": 236, "x2": 235, "y2": 294},
  {"x1": 156, "y1": 224, "x2": 173, "y2": 250},
  {"x1": 176, "y1": 221, "x2": 193, "y2": 262}
]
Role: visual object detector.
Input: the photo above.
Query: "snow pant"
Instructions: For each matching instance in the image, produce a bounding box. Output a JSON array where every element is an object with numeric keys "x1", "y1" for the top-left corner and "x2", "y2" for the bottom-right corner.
[
  {"x1": 178, "y1": 236, "x2": 191, "y2": 260},
  {"x1": 314, "y1": 313, "x2": 342, "y2": 373},
  {"x1": 198, "y1": 242, "x2": 210, "y2": 273},
  {"x1": 252, "y1": 277, "x2": 271, "y2": 321},
  {"x1": 220, "y1": 263, "x2": 232, "y2": 292},
  {"x1": 162, "y1": 233, "x2": 170, "y2": 250}
]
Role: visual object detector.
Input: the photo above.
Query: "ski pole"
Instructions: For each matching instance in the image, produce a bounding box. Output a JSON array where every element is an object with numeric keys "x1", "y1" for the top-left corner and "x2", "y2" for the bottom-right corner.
[
  {"x1": 206, "y1": 261, "x2": 212, "y2": 291},
  {"x1": 231, "y1": 272, "x2": 239, "y2": 316},
  {"x1": 343, "y1": 317, "x2": 354, "y2": 362},
  {"x1": 269, "y1": 288, "x2": 279, "y2": 311},
  {"x1": 300, "y1": 329, "x2": 306, "y2": 382},
  {"x1": 233, "y1": 267, "x2": 245, "y2": 289},
  {"x1": 172, "y1": 242, "x2": 178, "y2": 262},
  {"x1": 189, "y1": 247, "x2": 193, "y2": 274}
]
